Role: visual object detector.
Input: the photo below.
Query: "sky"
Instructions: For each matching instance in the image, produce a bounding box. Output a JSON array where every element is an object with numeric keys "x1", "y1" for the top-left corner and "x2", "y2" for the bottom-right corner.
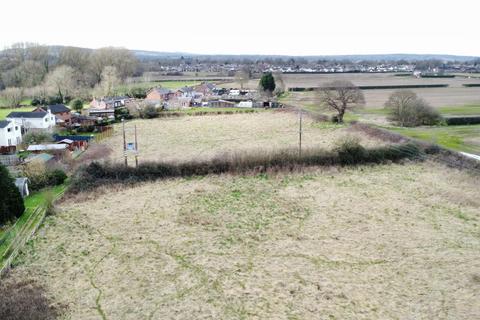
[{"x1": 1, "y1": 0, "x2": 479, "y2": 56}]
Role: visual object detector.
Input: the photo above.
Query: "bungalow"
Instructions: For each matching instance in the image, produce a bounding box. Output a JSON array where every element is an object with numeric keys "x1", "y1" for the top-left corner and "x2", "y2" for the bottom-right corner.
[
  {"x1": 33, "y1": 104, "x2": 72, "y2": 124},
  {"x1": 6, "y1": 109, "x2": 55, "y2": 131},
  {"x1": 145, "y1": 88, "x2": 175, "y2": 102},
  {"x1": 0, "y1": 120, "x2": 22, "y2": 147}
]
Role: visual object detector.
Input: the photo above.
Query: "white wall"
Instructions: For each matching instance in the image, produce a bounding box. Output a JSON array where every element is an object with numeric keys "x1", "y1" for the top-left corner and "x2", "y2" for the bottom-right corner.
[
  {"x1": 6, "y1": 110, "x2": 55, "y2": 130},
  {"x1": 0, "y1": 121, "x2": 22, "y2": 147}
]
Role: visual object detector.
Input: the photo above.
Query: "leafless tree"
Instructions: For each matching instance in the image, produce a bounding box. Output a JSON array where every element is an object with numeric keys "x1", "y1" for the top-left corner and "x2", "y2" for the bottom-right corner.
[
  {"x1": 89, "y1": 47, "x2": 138, "y2": 84},
  {"x1": 235, "y1": 68, "x2": 250, "y2": 89},
  {"x1": 385, "y1": 90, "x2": 441, "y2": 126},
  {"x1": 1, "y1": 87, "x2": 24, "y2": 107},
  {"x1": 44, "y1": 65, "x2": 76, "y2": 103},
  {"x1": 94, "y1": 66, "x2": 120, "y2": 97},
  {"x1": 316, "y1": 81, "x2": 365, "y2": 123},
  {"x1": 273, "y1": 71, "x2": 286, "y2": 96}
]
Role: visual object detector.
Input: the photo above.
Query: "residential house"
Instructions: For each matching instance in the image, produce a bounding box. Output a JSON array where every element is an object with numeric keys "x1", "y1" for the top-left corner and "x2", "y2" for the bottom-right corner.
[
  {"x1": 6, "y1": 109, "x2": 55, "y2": 131},
  {"x1": 145, "y1": 88, "x2": 175, "y2": 102},
  {"x1": 90, "y1": 96, "x2": 134, "y2": 109},
  {"x1": 168, "y1": 97, "x2": 193, "y2": 109},
  {"x1": 194, "y1": 82, "x2": 216, "y2": 95},
  {"x1": 33, "y1": 104, "x2": 72, "y2": 125},
  {"x1": 70, "y1": 113, "x2": 98, "y2": 127},
  {"x1": 0, "y1": 120, "x2": 22, "y2": 147},
  {"x1": 87, "y1": 108, "x2": 115, "y2": 119}
]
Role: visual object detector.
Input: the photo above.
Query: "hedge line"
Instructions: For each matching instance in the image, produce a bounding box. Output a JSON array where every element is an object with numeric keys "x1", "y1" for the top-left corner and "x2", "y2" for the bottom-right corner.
[
  {"x1": 445, "y1": 116, "x2": 480, "y2": 125},
  {"x1": 69, "y1": 143, "x2": 423, "y2": 193},
  {"x1": 289, "y1": 84, "x2": 449, "y2": 91},
  {"x1": 462, "y1": 84, "x2": 480, "y2": 87}
]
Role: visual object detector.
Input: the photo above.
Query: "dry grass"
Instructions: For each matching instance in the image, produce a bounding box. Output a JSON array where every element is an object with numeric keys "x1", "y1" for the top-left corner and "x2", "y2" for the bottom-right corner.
[
  {"x1": 102, "y1": 111, "x2": 386, "y2": 163},
  {"x1": 9, "y1": 161, "x2": 480, "y2": 319}
]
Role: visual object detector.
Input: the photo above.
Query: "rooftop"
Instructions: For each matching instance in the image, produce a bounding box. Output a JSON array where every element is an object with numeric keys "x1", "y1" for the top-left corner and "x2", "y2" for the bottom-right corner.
[{"x1": 7, "y1": 111, "x2": 48, "y2": 119}]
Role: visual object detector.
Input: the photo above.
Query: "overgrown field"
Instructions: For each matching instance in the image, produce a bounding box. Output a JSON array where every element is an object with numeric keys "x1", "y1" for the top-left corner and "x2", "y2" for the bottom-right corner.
[
  {"x1": 0, "y1": 106, "x2": 35, "y2": 120},
  {"x1": 9, "y1": 161, "x2": 480, "y2": 319},
  {"x1": 103, "y1": 111, "x2": 387, "y2": 163}
]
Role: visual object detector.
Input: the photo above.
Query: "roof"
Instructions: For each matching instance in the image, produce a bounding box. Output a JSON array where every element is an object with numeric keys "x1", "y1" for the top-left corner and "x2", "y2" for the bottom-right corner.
[
  {"x1": 27, "y1": 144, "x2": 68, "y2": 151},
  {"x1": 150, "y1": 87, "x2": 172, "y2": 95},
  {"x1": 89, "y1": 108, "x2": 115, "y2": 114},
  {"x1": 57, "y1": 139, "x2": 74, "y2": 144},
  {"x1": 0, "y1": 120, "x2": 11, "y2": 128},
  {"x1": 7, "y1": 111, "x2": 48, "y2": 119},
  {"x1": 43, "y1": 104, "x2": 71, "y2": 113},
  {"x1": 25, "y1": 153, "x2": 54, "y2": 163}
]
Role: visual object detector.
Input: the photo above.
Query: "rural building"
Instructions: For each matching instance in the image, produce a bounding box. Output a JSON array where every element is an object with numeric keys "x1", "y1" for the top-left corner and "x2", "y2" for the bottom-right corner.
[
  {"x1": 145, "y1": 88, "x2": 175, "y2": 102},
  {"x1": 33, "y1": 104, "x2": 72, "y2": 125},
  {"x1": 87, "y1": 108, "x2": 115, "y2": 119},
  {"x1": 27, "y1": 144, "x2": 69, "y2": 159},
  {"x1": 209, "y1": 100, "x2": 236, "y2": 108},
  {"x1": 71, "y1": 114, "x2": 98, "y2": 127},
  {"x1": 237, "y1": 101, "x2": 253, "y2": 108},
  {"x1": 168, "y1": 97, "x2": 193, "y2": 109},
  {"x1": 0, "y1": 120, "x2": 22, "y2": 147},
  {"x1": 90, "y1": 96, "x2": 134, "y2": 109},
  {"x1": 194, "y1": 82, "x2": 216, "y2": 95},
  {"x1": 6, "y1": 109, "x2": 55, "y2": 131}
]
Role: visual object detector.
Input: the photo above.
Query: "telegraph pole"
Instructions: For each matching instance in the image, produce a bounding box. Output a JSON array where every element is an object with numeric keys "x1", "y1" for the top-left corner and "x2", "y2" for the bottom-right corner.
[
  {"x1": 298, "y1": 109, "x2": 303, "y2": 157},
  {"x1": 122, "y1": 118, "x2": 127, "y2": 167}
]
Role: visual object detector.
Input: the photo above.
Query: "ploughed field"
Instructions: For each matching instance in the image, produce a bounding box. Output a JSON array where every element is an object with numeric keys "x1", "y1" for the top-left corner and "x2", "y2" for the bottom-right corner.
[
  {"x1": 103, "y1": 111, "x2": 386, "y2": 163},
  {"x1": 9, "y1": 161, "x2": 480, "y2": 319}
]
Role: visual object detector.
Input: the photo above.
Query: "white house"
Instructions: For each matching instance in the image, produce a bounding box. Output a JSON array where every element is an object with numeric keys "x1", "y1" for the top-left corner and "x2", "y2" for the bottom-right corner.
[
  {"x1": 0, "y1": 120, "x2": 22, "y2": 147},
  {"x1": 6, "y1": 109, "x2": 55, "y2": 131}
]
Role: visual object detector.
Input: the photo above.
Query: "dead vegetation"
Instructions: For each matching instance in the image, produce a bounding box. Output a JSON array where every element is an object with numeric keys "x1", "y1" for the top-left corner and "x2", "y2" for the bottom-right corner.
[{"x1": 9, "y1": 161, "x2": 480, "y2": 319}]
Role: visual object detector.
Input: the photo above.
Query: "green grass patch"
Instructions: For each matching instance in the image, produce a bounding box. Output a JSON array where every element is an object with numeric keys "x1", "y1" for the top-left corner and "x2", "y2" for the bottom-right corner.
[
  {"x1": 387, "y1": 125, "x2": 480, "y2": 155},
  {"x1": 116, "y1": 80, "x2": 202, "y2": 93},
  {"x1": 438, "y1": 105, "x2": 480, "y2": 116}
]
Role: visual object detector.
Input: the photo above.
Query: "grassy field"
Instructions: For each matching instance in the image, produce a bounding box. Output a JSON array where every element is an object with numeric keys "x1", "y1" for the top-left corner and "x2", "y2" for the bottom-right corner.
[
  {"x1": 9, "y1": 161, "x2": 480, "y2": 319},
  {"x1": 389, "y1": 125, "x2": 480, "y2": 155},
  {"x1": 0, "y1": 107, "x2": 35, "y2": 120},
  {"x1": 117, "y1": 80, "x2": 202, "y2": 93},
  {"x1": 103, "y1": 111, "x2": 386, "y2": 163}
]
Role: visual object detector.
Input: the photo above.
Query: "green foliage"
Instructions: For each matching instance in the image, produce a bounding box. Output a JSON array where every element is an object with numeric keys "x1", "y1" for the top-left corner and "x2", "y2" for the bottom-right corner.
[
  {"x1": 28, "y1": 169, "x2": 67, "y2": 192},
  {"x1": 259, "y1": 72, "x2": 276, "y2": 93},
  {"x1": 334, "y1": 136, "x2": 367, "y2": 165},
  {"x1": 128, "y1": 87, "x2": 147, "y2": 99},
  {"x1": 70, "y1": 98, "x2": 84, "y2": 112},
  {"x1": 445, "y1": 116, "x2": 480, "y2": 125},
  {"x1": 0, "y1": 164, "x2": 25, "y2": 225},
  {"x1": 114, "y1": 107, "x2": 132, "y2": 120},
  {"x1": 22, "y1": 131, "x2": 52, "y2": 145}
]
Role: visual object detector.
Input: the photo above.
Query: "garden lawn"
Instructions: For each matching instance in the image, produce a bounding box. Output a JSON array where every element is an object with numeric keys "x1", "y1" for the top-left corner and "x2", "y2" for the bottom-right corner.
[{"x1": 0, "y1": 107, "x2": 35, "y2": 120}]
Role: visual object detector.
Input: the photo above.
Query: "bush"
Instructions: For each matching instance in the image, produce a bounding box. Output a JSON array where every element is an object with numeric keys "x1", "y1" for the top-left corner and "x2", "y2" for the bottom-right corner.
[
  {"x1": 69, "y1": 142, "x2": 423, "y2": 193},
  {"x1": 445, "y1": 116, "x2": 480, "y2": 125},
  {"x1": 139, "y1": 105, "x2": 159, "y2": 119},
  {"x1": 24, "y1": 163, "x2": 67, "y2": 192},
  {"x1": 70, "y1": 98, "x2": 84, "y2": 112},
  {"x1": 334, "y1": 136, "x2": 367, "y2": 165},
  {"x1": 22, "y1": 131, "x2": 52, "y2": 145},
  {"x1": 0, "y1": 164, "x2": 25, "y2": 225},
  {"x1": 385, "y1": 90, "x2": 443, "y2": 127},
  {"x1": 128, "y1": 87, "x2": 147, "y2": 99}
]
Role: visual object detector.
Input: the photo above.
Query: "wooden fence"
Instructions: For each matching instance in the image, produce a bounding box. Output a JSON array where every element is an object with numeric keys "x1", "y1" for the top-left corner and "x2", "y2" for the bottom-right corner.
[{"x1": 94, "y1": 127, "x2": 114, "y2": 143}]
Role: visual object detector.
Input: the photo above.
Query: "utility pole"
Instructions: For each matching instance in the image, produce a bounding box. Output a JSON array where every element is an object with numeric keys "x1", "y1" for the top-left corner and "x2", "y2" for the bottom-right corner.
[
  {"x1": 298, "y1": 109, "x2": 303, "y2": 157},
  {"x1": 122, "y1": 118, "x2": 127, "y2": 167},
  {"x1": 134, "y1": 124, "x2": 138, "y2": 168}
]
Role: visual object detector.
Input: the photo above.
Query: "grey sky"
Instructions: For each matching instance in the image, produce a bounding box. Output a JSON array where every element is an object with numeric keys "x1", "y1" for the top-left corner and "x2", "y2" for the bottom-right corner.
[{"x1": 1, "y1": 0, "x2": 479, "y2": 56}]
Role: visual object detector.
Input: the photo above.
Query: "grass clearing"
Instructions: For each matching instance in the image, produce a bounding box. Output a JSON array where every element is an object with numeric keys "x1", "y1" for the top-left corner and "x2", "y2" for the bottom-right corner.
[
  {"x1": 388, "y1": 124, "x2": 480, "y2": 155},
  {"x1": 9, "y1": 162, "x2": 480, "y2": 319},
  {"x1": 116, "y1": 80, "x2": 202, "y2": 93},
  {"x1": 103, "y1": 111, "x2": 387, "y2": 163}
]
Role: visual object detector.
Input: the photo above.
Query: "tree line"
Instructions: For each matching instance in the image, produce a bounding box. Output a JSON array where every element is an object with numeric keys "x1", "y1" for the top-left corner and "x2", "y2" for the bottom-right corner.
[{"x1": 0, "y1": 43, "x2": 139, "y2": 105}]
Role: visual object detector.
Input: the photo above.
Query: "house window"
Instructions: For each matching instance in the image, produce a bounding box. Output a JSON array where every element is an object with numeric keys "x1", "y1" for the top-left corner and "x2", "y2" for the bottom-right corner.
[
  {"x1": 15, "y1": 126, "x2": 18, "y2": 131},
  {"x1": 7, "y1": 128, "x2": 11, "y2": 132},
  {"x1": 45, "y1": 118, "x2": 48, "y2": 122}
]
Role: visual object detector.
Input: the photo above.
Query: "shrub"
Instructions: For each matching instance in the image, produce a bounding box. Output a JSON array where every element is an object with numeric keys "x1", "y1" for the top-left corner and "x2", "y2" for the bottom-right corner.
[
  {"x1": 23, "y1": 162, "x2": 67, "y2": 192},
  {"x1": 70, "y1": 98, "x2": 84, "y2": 112},
  {"x1": 140, "y1": 105, "x2": 159, "y2": 119},
  {"x1": 69, "y1": 143, "x2": 423, "y2": 193},
  {"x1": 129, "y1": 87, "x2": 147, "y2": 99},
  {"x1": 445, "y1": 116, "x2": 480, "y2": 125},
  {"x1": 22, "y1": 131, "x2": 52, "y2": 145},
  {"x1": 0, "y1": 164, "x2": 25, "y2": 225},
  {"x1": 385, "y1": 90, "x2": 443, "y2": 127},
  {"x1": 334, "y1": 136, "x2": 367, "y2": 165}
]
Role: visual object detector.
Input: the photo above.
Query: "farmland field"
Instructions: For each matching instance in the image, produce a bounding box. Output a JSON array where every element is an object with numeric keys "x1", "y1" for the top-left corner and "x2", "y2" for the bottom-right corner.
[
  {"x1": 9, "y1": 161, "x2": 480, "y2": 319},
  {"x1": 103, "y1": 111, "x2": 387, "y2": 163}
]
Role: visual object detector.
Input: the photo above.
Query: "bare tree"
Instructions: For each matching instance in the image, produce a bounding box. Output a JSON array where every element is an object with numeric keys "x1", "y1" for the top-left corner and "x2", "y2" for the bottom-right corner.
[
  {"x1": 1, "y1": 87, "x2": 24, "y2": 107},
  {"x1": 94, "y1": 66, "x2": 120, "y2": 97},
  {"x1": 316, "y1": 81, "x2": 365, "y2": 123},
  {"x1": 385, "y1": 90, "x2": 441, "y2": 126},
  {"x1": 89, "y1": 47, "x2": 138, "y2": 84},
  {"x1": 235, "y1": 68, "x2": 250, "y2": 89},
  {"x1": 45, "y1": 65, "x2": 76, "y2": 103},
  {"x1": 273, "y1": 71, "x2": 286, "y2": 96}
]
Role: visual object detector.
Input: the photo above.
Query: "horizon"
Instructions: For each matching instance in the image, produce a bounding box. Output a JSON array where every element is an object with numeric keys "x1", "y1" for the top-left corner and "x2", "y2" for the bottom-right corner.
[{"x1": 1, "y1": 0, "x2": 480, "y2": 57}]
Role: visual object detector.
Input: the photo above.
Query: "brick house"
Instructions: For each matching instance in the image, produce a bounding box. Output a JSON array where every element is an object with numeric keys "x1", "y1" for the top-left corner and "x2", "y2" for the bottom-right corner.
[
  {"x1": 34, "y1": 104, "x2": 72, "y2": 125},
  {"x1": 145, "y1": 88, "x2": 175, "y2": 102}
]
